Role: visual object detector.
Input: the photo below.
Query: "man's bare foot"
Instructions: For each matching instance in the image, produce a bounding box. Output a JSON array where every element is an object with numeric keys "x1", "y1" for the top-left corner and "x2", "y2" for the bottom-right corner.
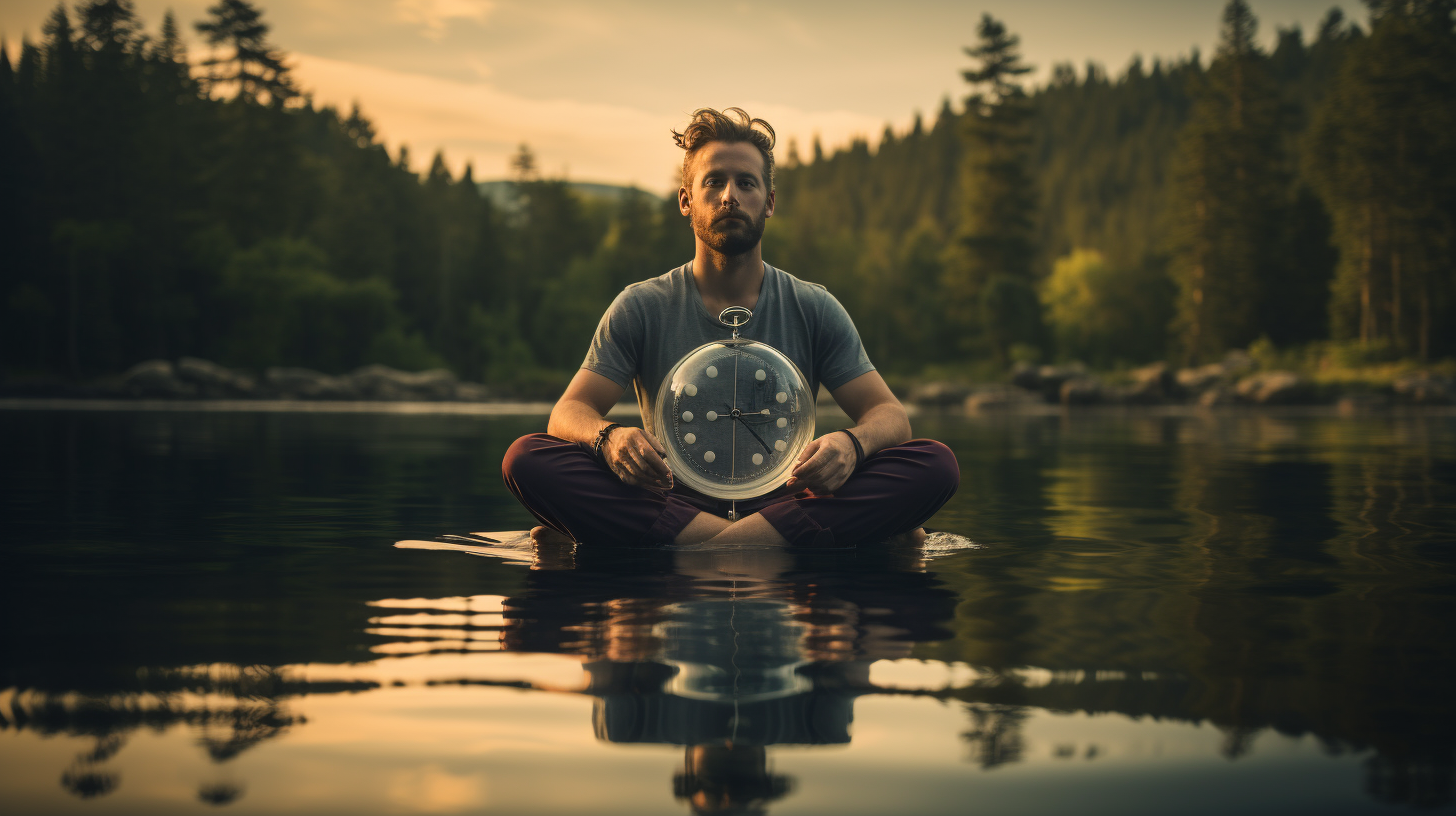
[{"x1": 529, "y1": 526, "x2": 574, "y2": 546}]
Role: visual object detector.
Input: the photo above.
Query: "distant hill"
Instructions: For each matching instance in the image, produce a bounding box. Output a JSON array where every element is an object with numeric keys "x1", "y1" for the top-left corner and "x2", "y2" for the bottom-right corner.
[{"x1": 477, "y1": 180, "x2": 663, "y2": 211}]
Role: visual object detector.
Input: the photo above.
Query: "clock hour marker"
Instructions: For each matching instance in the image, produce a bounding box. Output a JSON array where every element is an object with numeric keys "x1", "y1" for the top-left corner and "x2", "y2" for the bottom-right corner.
[
  {"x1": 755, "y1": 369, "x2": 766, "y2": 381},
  {"x1": 685, "y1": 383, "x2": 697, "y2": 396},
  {"x1": 752, "y1": 453, "x2": 763, "y2": 465},
  {"x1": 706, "y1": 366, "x2": 718, "y2": 378},
  {"x1": 704, "y1": 450, "x2": 716, "y2": 463},
  {"x1": 682, "y1": 411, "x2": 693, "y2": 422},
  {"x1": 684, "y1": 433, "x2": 696, "y2": 444},
  {"x1": 776, "y1": 417, "x2": 787, "y2": 428},
  {"x1": 774, "y1": 440, "x2": 786, "y2": 452},
  {"x1": 775, "y1": 391, "x2": 787, "y2": 403},
  {"x1": 706, "y1": 411, "x2": 718, "y2": 421}
]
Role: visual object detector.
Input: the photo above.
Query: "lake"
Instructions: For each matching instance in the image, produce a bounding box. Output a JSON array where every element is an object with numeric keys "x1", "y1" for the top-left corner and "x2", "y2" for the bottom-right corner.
[{"x1": 2, "y1": 406, "x2": 1453, "y2": 815}]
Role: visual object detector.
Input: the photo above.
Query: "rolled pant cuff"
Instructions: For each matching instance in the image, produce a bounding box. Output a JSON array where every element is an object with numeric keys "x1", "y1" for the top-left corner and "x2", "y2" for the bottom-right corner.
[{"x1": 645, "y1": 496, "x2": 704, "y2": 544}]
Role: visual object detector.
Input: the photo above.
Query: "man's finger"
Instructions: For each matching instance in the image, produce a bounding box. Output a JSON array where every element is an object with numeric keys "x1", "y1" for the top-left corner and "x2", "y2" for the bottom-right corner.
[
  {"x1": 637, "y1": 443, "x2": 670, "y2": 478},
  {"x1": 625, "y1": 441, "x2": 671, "y2": 486},
  {"x1": 792, "y1": 444, "x2": 833, "y2": 479},
  {"x1": 795, "y1": 438, "x2": 821, "y2": 465},
  {"x1": 643, "y1": 431, "x2": 668, "y2": 458},
  {"x1": 624, "y1": 431, "x2": 669, "y2": 478},
  {"x1": 622, "y1": 445, "x2": 655, "y2": 479}
]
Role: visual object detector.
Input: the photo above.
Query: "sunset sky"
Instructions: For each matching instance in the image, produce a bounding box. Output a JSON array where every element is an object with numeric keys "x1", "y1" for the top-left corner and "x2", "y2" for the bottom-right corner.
[{"x1": 3, "y1": 0, "x2": 1354, "y2": 193}]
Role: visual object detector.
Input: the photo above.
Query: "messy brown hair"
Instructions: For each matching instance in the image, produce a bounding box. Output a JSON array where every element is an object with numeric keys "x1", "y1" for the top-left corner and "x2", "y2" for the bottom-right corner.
[{"x1": 672, "y1": 107, "x2": 777, "y2": 192}]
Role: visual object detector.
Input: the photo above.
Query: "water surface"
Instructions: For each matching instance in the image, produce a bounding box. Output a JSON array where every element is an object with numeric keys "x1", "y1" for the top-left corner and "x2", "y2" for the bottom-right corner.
[{"x1": 2, "y1": 408, "x2": 1453, "y2": 814}]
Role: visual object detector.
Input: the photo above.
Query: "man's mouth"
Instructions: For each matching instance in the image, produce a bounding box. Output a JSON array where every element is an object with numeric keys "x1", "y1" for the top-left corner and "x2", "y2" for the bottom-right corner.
[{"x1": 714, "y1": 212, "x2": 746, "y2": 224}]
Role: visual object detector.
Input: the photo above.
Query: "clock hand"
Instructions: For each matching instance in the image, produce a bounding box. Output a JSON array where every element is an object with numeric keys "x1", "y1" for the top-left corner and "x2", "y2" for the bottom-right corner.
[{"x1": 734, "y1": 414, "x2": 773, "y2": 453}]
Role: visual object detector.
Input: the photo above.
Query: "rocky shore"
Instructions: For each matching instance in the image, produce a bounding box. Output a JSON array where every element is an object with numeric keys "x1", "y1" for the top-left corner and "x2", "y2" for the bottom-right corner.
[
  {"x1": 2, "y1": 358, "x2": 497, "y2": 402},
  {"x1": 5, "y1": 353, "x2": 1453, "y2": 412},
  {"x1": 906, "y1": 353, "x2": 1455, "y2": 412}
]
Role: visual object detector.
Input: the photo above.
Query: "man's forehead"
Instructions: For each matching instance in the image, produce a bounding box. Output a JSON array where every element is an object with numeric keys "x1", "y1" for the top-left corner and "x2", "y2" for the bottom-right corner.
[{"x1": 690, "y1": 142, "x2": 766, "y2": 180}]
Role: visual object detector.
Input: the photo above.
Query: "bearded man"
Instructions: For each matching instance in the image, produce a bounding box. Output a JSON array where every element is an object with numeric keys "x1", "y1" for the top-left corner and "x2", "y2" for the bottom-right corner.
[{"x1": 502, "y1": 108, "x2": 958, "y2": 548}]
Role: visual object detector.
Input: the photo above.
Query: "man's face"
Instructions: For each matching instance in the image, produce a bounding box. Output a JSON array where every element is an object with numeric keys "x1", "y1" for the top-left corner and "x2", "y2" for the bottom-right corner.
[{"x1": 679, "y1": 141, "x2": 775, "y2": 257}]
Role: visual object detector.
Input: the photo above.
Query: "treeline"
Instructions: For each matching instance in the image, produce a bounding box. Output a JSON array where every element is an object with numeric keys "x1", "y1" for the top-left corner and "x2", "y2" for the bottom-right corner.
[
  {"x1": 0, "y1": 0, "x2": 691, "y2": 394},
  {"x1": 2, "y1": 0, "x2": 1453, "y2": 390},
  {"x1": 768, "y1": 0, "x2": 1456, "y2": 371}
]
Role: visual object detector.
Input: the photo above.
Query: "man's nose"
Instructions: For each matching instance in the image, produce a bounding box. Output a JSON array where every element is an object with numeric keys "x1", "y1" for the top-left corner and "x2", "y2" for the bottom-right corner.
[{"x1": 717, "y1": 182, "x2": 738, "y2": 207}]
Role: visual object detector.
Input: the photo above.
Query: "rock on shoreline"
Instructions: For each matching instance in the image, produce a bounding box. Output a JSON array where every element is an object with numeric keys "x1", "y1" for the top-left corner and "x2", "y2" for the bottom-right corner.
[
  {"x1": 100, "y1": 359, "x2": 497, "y2": 402},
  {"x1": 910, "y1": 355, "x2": 1455, "y2": 411}
]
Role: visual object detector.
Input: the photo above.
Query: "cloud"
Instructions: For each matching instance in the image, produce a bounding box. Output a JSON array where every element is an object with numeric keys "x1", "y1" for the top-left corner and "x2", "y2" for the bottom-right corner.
[
  {"x1": 290, "y1": 52, "x2": 890, "y2": 192},
  {"x1": 394, "y1": 0, "x2": 495, "y2": 39}
]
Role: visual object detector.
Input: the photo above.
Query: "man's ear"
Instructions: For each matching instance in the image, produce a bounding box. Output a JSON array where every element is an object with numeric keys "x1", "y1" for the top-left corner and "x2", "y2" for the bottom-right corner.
[
  {"x1": 765, "y1": 188, "x2": 775, "y2": 219},
  {"x1": 678, "y1": 186, "x2": 691, "y2": 217}
]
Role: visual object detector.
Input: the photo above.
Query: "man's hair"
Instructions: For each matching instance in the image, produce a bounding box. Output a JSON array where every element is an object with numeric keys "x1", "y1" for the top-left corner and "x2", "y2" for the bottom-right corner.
[{"x1": 673, "y1": 107, "x2": 777, "y2": 192}]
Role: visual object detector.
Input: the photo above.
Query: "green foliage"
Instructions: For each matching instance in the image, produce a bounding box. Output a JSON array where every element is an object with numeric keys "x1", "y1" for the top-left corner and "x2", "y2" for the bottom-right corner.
[
  {"x1": 1167, "y1": 0, "x2": 1291, "y2": 364},
  {"x1": 979, "y1": 275, "x2": 1043, "y2": 364},
  {"x1": 1, "y1": 1, "x2": 1450, "y2": 389},
  {"x1": 1306, "y1": 0, "x2": 1456, "y2": 360},
  {"x1": 217, "y1": 237, "x2": 403, "y2": 372},
  {"x1": 1043, "y1": 249, "x2": 1174, "y2": 366},
  {"x1": 946, "y1": 15, "x2": 1041, "y2": 354},
  {"x1": 0, "y1": 1, "x2": 694, "y2": 387}
]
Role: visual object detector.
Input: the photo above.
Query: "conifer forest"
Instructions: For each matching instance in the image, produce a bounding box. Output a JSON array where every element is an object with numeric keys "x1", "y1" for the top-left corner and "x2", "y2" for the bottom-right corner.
[{"x1": 2, "y1": 0, "x2": 1454, "y2": 395}]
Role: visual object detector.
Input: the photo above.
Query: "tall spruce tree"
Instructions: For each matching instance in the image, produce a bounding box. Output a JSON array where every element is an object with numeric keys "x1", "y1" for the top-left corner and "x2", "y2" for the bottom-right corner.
[
  {"x1": 1168, "y1": 0, "x2": 1288, "y2": 364},
  {"x1": 195, "y1": 0, "x2": 297, "y2": 105},
  {"x1": 946, "y1": 14, "x2": 1041, "y2": 361}
]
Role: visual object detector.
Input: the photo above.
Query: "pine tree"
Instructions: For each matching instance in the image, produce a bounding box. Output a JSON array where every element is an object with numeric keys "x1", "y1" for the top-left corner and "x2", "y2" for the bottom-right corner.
[
  {"x1": 195, "y1": 0, "x2": 297, "y2": 105},
  {"x1": 946, "y1": 14, "x2": 1041, "y2": 361},
  {"x1": 1167, "y1": 0, "x2": 1288, "y2": 364},
  {"x1": 76, "y1": 0, "x2": 143, "y2": 55}
]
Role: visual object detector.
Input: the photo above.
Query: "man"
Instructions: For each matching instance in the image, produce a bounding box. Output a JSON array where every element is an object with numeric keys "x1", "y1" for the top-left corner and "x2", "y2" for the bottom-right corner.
[{"x1": 503, "y1": 108, "x2": 958, "y2": 548}]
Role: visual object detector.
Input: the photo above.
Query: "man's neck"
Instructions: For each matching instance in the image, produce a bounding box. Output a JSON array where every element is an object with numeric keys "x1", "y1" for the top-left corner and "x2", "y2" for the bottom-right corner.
[{"x1": 691, "y1": 243, "x2": 765, "y2": 313}]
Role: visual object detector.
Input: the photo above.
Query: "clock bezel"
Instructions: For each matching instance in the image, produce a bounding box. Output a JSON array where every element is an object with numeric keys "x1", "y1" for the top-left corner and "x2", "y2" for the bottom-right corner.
[{"x1": 654, "y1": 337, "x2": 816, "y2": 500}]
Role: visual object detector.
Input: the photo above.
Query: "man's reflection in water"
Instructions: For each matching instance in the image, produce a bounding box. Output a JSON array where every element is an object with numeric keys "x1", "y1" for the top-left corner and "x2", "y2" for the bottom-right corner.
[{"x1": 503, "y1": 543, "x2": 957, "y2": 815}]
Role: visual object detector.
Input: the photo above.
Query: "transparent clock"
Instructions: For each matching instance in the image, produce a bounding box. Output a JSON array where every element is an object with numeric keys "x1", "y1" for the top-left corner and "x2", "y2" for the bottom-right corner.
[{"x1": 653, "y1": 308, "x2": 816, "y2": 501}]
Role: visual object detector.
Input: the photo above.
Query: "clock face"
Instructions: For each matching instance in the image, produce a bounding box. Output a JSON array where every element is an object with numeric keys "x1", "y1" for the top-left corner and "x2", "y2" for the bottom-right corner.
[{"x1": 656, "y1": 340, "x2": 814, "y2": 500}]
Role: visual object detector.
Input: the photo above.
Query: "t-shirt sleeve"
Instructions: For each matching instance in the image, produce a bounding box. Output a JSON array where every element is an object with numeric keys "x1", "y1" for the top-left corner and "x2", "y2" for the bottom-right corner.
[
  {"x1": 814, "y1": 289, "x2": 876, "y2": 391},
  {"x1": 581, "y1": 288, "x2": 642, "y2": 389}
]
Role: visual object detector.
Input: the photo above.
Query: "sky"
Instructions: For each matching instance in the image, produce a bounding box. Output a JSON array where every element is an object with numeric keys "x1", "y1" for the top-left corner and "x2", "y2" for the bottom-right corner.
[{"x1": 2, "y1": 0, "x2": 1356, "y2": 193}]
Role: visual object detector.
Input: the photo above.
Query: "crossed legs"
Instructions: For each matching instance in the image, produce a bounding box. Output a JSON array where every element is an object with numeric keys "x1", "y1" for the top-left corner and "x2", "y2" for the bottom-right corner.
[{"x1": 502, "y1": 433, "x2": 959, "y2": 548}]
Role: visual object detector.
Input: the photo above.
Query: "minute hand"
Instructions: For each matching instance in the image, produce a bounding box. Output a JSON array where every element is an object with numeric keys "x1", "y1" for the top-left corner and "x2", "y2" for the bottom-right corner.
[{"x1": 733, "y1": 414, "x2": 772, "y2": 453}]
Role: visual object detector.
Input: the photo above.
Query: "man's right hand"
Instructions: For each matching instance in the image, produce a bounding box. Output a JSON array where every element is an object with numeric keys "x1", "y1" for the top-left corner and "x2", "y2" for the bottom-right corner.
[{"x1": 604, "y1": 427, "x2": 673, "y2": 490}]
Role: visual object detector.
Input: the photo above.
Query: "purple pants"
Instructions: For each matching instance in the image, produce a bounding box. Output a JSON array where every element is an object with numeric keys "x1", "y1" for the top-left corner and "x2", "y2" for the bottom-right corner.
[{"x1": 501, "y1": 434, "x2": 959, "y2": 548}]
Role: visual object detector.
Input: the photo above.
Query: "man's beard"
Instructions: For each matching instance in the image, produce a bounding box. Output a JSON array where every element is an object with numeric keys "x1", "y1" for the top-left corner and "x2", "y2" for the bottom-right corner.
[{"x1": 691, "y1": 204, "x2": 767, "y2": 257}]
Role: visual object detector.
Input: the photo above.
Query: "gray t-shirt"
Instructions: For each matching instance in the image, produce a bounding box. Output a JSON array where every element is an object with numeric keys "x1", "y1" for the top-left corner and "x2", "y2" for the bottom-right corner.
[{"x1": 583, "y1": 262, "x2": 875, "y2": 438}]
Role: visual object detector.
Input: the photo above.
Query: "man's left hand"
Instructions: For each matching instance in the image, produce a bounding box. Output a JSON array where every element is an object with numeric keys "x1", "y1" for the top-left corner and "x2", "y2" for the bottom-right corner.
[{"x1": 786, "y1": 432, "x2": 857, "y2": 494}]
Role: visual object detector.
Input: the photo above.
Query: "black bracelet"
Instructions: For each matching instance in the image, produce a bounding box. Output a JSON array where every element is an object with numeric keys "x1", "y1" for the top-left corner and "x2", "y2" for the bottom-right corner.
[
  {"x1": 836, "y1": 429, "x2": 865, "y2": 471},
  {"x1": 592, "y1": 423, "x2": 621, "y2": 459}
]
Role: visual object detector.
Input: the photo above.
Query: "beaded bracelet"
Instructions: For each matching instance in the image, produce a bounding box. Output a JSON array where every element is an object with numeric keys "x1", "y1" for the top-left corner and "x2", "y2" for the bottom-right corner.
[{"x1": 592, "y1": 423, "x2": 621, "y2": 459}]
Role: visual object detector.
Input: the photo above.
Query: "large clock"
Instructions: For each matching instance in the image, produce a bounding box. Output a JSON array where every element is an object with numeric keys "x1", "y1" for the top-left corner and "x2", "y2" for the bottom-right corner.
[{"x1": 654, "y1": 307, "x2": 816, "y2": 503}]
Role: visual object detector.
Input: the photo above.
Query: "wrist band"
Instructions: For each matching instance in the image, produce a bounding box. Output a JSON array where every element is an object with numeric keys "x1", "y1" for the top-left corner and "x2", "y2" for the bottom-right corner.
[
  {"x1": 836, "y1": 429, "x2": 865, "y2": 470},
  {"x1": 592, "y1": 423, "x2": 621, "y2": 459}
]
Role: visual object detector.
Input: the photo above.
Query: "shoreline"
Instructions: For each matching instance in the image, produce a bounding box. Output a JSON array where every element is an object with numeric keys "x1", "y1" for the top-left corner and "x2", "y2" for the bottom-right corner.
[{"x1": 2, "y1": 397, "x2": 1450, "y2": 418}]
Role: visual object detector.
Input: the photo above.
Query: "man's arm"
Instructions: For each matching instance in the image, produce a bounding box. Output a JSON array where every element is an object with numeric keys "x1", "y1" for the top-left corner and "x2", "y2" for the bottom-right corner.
[
  {"x1": 787, "y1": 371, "x2": 910, "y2": 494},
  {"x1": 549, "y1": 369, "x2": 673, "y2": 490}
]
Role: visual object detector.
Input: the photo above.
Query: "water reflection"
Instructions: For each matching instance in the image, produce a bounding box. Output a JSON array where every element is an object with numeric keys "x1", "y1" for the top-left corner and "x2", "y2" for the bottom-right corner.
[
  {"x1": 501, "y1": 544, "x2": 955, "y2": 814},
  {"x1": 3, "y1": 409, "x2": 1456, "y2": 812}
]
